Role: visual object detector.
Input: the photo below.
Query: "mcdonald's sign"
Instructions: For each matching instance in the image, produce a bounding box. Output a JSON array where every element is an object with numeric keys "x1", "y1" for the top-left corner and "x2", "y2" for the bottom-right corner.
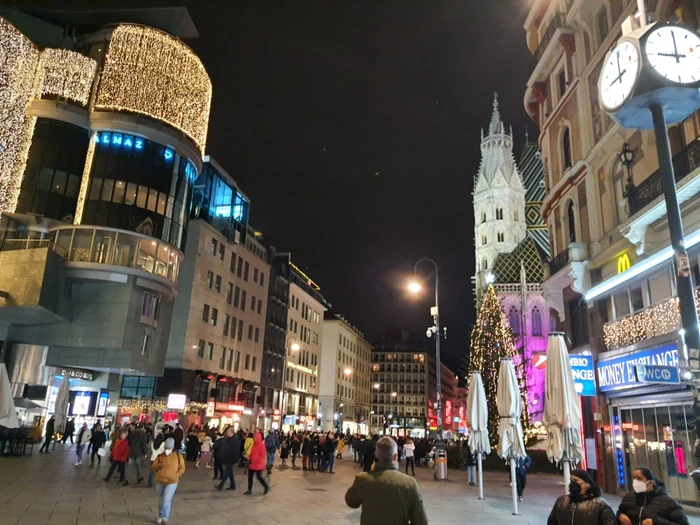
[{"x1": 617, "y1": 253, "x2": 631, "y2": 274}]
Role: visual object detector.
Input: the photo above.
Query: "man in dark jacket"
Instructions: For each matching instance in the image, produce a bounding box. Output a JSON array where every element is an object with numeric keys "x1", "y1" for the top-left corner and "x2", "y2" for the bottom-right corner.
[
  {"x1": 514, "y1": 454, "x2": 532, "y2": 502},
  {"x1": 548, "y1": 468, "x2": 616, "y2": 525},
  {"x1": 39, "y1": 415, "x2": 55, "y2": 453},
  {"x1": 265, "y1": 430, "x2": 279, "y2": 475},
  {"x1": 363, "y1": 436, "x2": 378, "y2": 473},
  {"x1": 61, "y1": 418, "x2": 75, "y2": 445},
  {"x1": 89, "y1": 422, "x2": 107, "y2": 467},
  {"x1": 216, "y1": 427, "x2": 241, "y2": 491},
  {"x1": 618, "y1": 468, "x2": 689, "y2": 525},
  {"x1": 173, "y1": 423, "x2": 184, "y2": 452},
  {"x1": 124, "y1": 423, "x2": 148, "y2": 486}
]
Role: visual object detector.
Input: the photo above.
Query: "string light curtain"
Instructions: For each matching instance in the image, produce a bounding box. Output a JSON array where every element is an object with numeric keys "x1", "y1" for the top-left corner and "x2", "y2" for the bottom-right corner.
[
  {"x1": 468, "y1": 284, "x2": 531, "y2": 446},
  {"x1": 37, "y1": 48, "x2": 97, "y2": 106},
  {"x1": 94, "y1": 24, "x2": 212, "y2": 155},
  {"x1": 0, "y1": 17, "x2": 39, "y2": 217}
]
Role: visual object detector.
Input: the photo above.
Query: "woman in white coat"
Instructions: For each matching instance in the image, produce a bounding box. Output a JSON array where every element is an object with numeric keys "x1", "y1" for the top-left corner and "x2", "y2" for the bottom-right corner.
[{"x1": 75, "y1": 422, "x2": 92, "y2": 466}]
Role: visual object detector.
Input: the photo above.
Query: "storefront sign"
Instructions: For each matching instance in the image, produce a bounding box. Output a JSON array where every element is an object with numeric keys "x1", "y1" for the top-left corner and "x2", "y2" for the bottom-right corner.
[
  {"x1": 73, "y1": 391, "x2": 91, "y2": 415},
  {"x1": 215, "y1": 403, "x2": 245, "y2": 412},
  {"x1": 61, "y1": 368, "x2": 94, "y2": 381},
  {"x1": 597, "y1": 343, "x2": 679, "y2": 392},
  {"x1": 617, "y1": 253, "x2": 631, "y2": 274},
  {"x1": 283, "y1": 415, "x2": 297, "y2": 425},
  {"x1": 636, "y1": 364, "x2": 680, "y2": 384},
  {"x1": 167, "y1": 394, "x2": 186, "y2": 410},
  {"x1": 569, "y1": 354, "x2": 596, "y2": 396},
  {"x1": 96, "y1": 391, "x2": 109, "y2": 417}
]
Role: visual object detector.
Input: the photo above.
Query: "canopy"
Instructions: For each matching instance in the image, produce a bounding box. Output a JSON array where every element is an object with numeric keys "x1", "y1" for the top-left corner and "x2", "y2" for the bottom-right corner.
[
  {"x1": 53, "y1": 376, "x2": 70, "y2": 434},
  {"x1": 0, "y1": 364, "x2": 20, "y2": 429},
  {"x1": 497, "y1": 358, "x2": 525, "y2": 460},
  {"x1": 467, "y1": 371, "x2": 491, "y2": 456}
]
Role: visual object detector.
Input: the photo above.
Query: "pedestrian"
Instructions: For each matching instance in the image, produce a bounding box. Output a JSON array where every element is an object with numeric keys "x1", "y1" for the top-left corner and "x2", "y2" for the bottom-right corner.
[
  {"x1": 103, "y1": 431, "x2": 129, "y2": 483},
  {"x1": 463, "y1": 443, "x2": 476, "y2": 485},
  {"x1": 547, "y1": 469, "x2": 616, "y2": 525},
  {"x1": 243, "y1": 432, "x2": 254, "y2": 474},
  {"x1": 148, "y1": 430, "x2": 166, "y2": 488},
  {"x1": 302, "y1": 434, "x2": 312, "y2": 471},
  {"x1": 212, "y1": 434, "x2": 224, "y2": 480},
  {"x1": 404, "y1": 438, "x2": 416, "y2": 476},
  {"x1": 363, "y1": 436, "x2": 377, "y2": 473},
  {"x1": 39, "y1": 415, "x2": 55, "y2": 454},
  {"x1": 345, "y1": 436, "x2": 428, "y2": 525},
  {"x1": 186, "y1": 427, "x2": 199, "y2": 461},
  {"x1": 280, "y1": 434, "x2": 290, "y2": 466},
  {"x1": 150, "y1": 438, "x2": 186, "y2": 525},
  {"x1": 514, "y1": 454, "x2": 532, "y2": 502},
  {"x1": 125, "y1": 423, "x2": 148, "y2": 486},
  {"x1": 198, "y1": 434, "x2": 213, "y2": 468},
  {"x1": 325, "y1": 432, "x2": 337, "y2": 474},
  {"x1": 89, "y1": 422, "x2": 107, "y2": 467},
  {"x1": 264, "y1": 429, "x2": 279, "y2": 475},
  {"x1": 245, "y1": 431, "x2": 270, "y2": 495},
  {"x1": 337, "y1": 436, "x2": 345, "y2": 459},
  {"x1": 61, "y1": 417, "x2": 75, "y2": 445},
  {"x1": 75, "y1": 422, "x2": 92, "y2": 466},
  {"x1": 291, "y1": 433, "x2": 300, "y2": 467},
  {"x1": 216, "y1": 426, "x2": 241, "y2": 491},
  {"x1": 617, "y1": 468, "x2": 689, "y2": 525},
  {"x1": 173, "y1": 423, "x2": 184, "y2": 453}
]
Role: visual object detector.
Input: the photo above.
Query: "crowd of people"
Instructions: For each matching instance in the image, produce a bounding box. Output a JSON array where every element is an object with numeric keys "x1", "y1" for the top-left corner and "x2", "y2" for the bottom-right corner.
[{"x1": 42, "y1": 419, "x2": 693, "y2": 525}]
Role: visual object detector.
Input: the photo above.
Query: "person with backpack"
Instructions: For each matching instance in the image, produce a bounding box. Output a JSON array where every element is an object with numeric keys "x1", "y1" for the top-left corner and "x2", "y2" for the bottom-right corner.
[{"x1": 264, "y1": 430, "x2": 279, "y2": 475}]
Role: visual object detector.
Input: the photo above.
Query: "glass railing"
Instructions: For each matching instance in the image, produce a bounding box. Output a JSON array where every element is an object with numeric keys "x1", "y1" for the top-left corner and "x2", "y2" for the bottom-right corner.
[{"x1": 548, "y1": 248, "x2": 570, "y2": 275}]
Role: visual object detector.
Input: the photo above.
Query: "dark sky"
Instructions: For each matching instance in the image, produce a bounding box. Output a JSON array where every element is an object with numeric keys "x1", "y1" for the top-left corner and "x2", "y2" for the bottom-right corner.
[{"x1": 186, "y1": 0, "x2": 535, "y2": 372}]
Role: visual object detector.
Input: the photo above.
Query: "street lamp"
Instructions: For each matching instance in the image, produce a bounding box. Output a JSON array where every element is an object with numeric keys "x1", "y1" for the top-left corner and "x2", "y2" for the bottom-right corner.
[
  {"x1": 280, "y1": 337, "x2": 300, "y2": 414},
  {"x1": 616, "y1": 142, "x2": 637, "y2": 197},
  {"x1": 408, "y1": 257, "x2": 447, "y2": 478}
]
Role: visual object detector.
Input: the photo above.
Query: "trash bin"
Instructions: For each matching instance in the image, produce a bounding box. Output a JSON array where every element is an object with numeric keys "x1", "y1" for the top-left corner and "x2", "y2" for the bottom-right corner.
[{"x1": 435, "y1": 448, "x2": 448, "y2": 481}]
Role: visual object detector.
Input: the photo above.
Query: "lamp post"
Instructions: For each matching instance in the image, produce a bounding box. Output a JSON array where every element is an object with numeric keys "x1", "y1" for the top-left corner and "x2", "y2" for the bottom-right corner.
[
  {"x1": 616, "y1": 142, "x2": 636, "y2": 197},
  {"x1": 408, "y1": 258, "x2": 447, "y2": 480},
  {"x1": 280, "y1": 337, "x2": 300, "y2": 417}
]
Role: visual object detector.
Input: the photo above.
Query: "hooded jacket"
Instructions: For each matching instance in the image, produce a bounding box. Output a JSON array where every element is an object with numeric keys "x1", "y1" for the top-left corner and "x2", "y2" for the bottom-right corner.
[
  {"x1": 547, "y1": 493, "x2": 616, "y2": 525},
  {"x1": 217, "y1": 434, "x2": 242, "y2": 465},
  {"x1": 127, "y1": 427, "x2": 148, "y2": 458},
  {"x1": 617, "y1": 482, "x2": 689, "y2": 525},
  {"x1": 151, "y1": 451, "x2": 186, "y2": 484},
  {"x1": 249, "y1": 432, "x2": 267, "y2": 471},
  {"x1": 110, "y1": 439, "x2": 130, "y2": 463}
]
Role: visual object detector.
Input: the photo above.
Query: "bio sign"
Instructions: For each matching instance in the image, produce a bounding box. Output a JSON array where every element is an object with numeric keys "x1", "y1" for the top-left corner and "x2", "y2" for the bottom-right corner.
[
  {"x1": 597, "y1": 343, "x2": 679, "y2": 392},
  {"x1": 569, "y1": 354, "x2": 596, "y2": 396}
]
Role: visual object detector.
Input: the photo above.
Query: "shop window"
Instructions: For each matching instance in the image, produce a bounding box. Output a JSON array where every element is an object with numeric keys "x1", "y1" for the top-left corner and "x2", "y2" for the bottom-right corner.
[
  {"x1": 120, "y1": 376, "x2": 155, "y2": 399},
  {"x1": 630, "y1": 286, "x2": 644, "y2": 312},
  {"x1": 192, "y1": 377, "x2": 209, "y2": 403}
]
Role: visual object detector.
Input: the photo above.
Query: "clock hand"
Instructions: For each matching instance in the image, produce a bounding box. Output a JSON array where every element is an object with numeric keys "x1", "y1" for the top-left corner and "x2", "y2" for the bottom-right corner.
[{"x1": 672, "y1": 30, "x2": 680, "y2": 63}]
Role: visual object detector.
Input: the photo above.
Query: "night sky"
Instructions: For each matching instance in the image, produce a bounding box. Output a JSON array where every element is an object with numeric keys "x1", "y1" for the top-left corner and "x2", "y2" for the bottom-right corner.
[{"x1": 186, "y1": 0, "x2": 535, "y2": 372}]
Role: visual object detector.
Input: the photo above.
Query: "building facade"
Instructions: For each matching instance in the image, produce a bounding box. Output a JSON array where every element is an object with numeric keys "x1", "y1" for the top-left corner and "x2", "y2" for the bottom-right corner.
[
  {"x1": 473, "y1": 95, "x2": 551, "y2": 421},
  {"x1": 0, "y1": 9, "x2": 210, "y2": 428},
  {"x1": 524, "y1": 0, "x2": 700, "y2": 503},
  {"x1": 319, "y1": 312, "x2": 372, "y2": 434}
]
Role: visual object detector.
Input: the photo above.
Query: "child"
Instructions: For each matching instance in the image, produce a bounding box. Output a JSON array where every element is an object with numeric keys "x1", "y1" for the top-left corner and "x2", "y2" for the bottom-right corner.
[
  {"x1": 103, "y1": 431, "x2": 129, "y2": 482},
  {"x1": 197, "y1": 435, "x2": 213, "y2": 468}
]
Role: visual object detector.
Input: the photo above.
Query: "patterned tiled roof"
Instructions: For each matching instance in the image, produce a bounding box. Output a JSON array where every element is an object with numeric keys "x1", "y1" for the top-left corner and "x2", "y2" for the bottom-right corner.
[
  {"x1": 492, "y1": 235, "x2": 545, "y2": 284},
  {"x1": 518, "y1": 140, "x2": 550, "y2": 258}
]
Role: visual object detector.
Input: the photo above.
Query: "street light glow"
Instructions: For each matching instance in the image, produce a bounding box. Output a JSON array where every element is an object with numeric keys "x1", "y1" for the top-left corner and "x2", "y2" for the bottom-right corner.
[
  {"x1": 290, "y1": 343, "x2": 300, "y2": 352},
  {"x1": 373, "y1": 383, "x2": 380, "y2": 389},
  {"x1": 408, "y1": 281, "x2": 421, "y2": 293},
  {"x1": 344, "y1": 368, "x2": 352, "y2": 375}
]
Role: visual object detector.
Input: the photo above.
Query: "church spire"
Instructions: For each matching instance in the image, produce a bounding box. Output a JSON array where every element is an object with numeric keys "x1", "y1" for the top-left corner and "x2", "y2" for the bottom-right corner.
[{"x1": 489, "y1": 92, "x2": 501, "y2": 135}]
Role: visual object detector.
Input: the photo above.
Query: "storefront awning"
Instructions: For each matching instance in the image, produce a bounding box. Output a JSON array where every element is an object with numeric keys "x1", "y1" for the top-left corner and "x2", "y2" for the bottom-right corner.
[{"x1": 13, "y1": 398, "x2": 44, "y2": 410}]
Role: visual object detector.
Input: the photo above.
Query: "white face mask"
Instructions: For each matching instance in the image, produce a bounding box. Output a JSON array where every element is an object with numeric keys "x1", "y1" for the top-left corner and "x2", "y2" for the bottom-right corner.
[
  {"x1": 164, "y1": 449, "x2": 173, "y2": 456},
  {"x1": 633, "y1": 479, "x2": 648, "y2": 493}
]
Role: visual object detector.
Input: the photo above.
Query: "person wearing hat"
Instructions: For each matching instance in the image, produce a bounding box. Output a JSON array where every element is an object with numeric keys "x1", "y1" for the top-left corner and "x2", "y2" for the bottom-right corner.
[
  {"x1": 150, "y1": 437, "x2": 186, "y2": 525},
  {"x1": 547, "y1": 469, "x2": 616, "y2": 525},
  {"x1": 617, "y1": 468, "x2": 689, "y2": 525}
]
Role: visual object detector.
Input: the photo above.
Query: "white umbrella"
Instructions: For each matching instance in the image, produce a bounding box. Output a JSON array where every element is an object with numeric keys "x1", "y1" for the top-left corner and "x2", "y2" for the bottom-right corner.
[
  {"x1": 53, "y1": 375, "x2": 70, "y2": 438},
  {"x1": 497, "y1": 358, "x2": 526, "y2": 515},
  {"x1": 467, "y1": 371, "x2": 491, "y2": 500},
  {"x1": 544, "y1": 332, "x2": 583, "y2": 493},
  {"x1": 0, "y1": 364, "x2": 20, "y2": 429}
]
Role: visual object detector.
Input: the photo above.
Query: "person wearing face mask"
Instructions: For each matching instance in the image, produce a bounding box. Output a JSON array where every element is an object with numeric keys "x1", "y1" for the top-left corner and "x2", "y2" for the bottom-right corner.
[
  {"x1": 345, "y1": 436, "x2": 428, "y2": 525},
  {"x1": 617, "y1": 468, "x2": 689, "y2": 525},
  {"x1": 547, "y1": 469, "x2": 616, "y2": 525},
  {"x1": 150, "y1": 438, "x2": 186, "y2": 525}
]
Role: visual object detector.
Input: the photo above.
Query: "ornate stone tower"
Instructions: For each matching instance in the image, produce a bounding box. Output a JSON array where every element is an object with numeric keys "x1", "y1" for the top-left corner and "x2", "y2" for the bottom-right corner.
[{"x1": 473, "y1": 93, "x2": 527, "y2": 286}]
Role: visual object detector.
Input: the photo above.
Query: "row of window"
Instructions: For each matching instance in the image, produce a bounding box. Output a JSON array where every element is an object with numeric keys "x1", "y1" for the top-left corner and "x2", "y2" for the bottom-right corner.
[
  {"x1": 480, "y1": 209, "x2": 519, "y2": 223},
  {"x1": 289, "y1": 319, "x2": 319, "y2": 345},
  {"x1": 372, "y1": 406, "x2": 426, "y2": 417},
  {"x1": 205, "y1": 271, "x2": 265, "y2": 315},
  {"x1": 196, "y1": 339, "x2": 257, "y2": 373},
  {"x1": 371, "y1": 353, "x2": 426, "y2": 363},
  {"x1": 372, "y1": 394, "x2": 426, "y2": 404},
  {"x1": 336, "y1": 384, "x2": 355, "y2": 400},
  {"x1": 285, "y1": 367, "x2": 316, "y2": 391},
  {"x1": 290, "y1": 295, "x2": 321, "y2": 323},
  {"x1": 291, "y1": 347, "x2": 319, "y2": 368},
  {"x1": 209, "y1": 236, "x2": 266, "y2": 287},
  {"x1": 506, "y1": 305, "x2": 545, "y2": 336},
  {"x1": 481, "y1": 232, "x2": 508, "y2": 245},
  {"x1": 372, "y1": 363, "x2": 426, "y2": 373},
  {"x1": 201, "y1": 304, "x2": 261, "y2": 343}
]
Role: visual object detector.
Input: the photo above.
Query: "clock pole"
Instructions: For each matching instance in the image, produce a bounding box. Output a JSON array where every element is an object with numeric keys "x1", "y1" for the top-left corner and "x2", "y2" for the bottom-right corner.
[{"x1": 650, "y1": 103, "x2": 700, "y2": 359}]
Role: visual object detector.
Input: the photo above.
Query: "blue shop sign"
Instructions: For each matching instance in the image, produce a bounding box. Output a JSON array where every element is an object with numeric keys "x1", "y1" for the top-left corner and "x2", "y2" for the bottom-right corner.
[
  {"x1": 597, "y1": 343, "x2": 679, "y2": 392},
  {"x1": 569, "y1": 354, "x2": 596, "y2": 396},
  {"x1": 636, "y1": 365, "x2": 680, "y2": 384}
]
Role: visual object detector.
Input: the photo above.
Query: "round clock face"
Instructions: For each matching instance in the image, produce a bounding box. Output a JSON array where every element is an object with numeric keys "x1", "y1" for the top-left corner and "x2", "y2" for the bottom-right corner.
[
  {"x1": 600, "y1": 41, "x2": 640, "y2": 110},
  {"x1": 645, "y1": 26, "x2": 700, "y2": 84}
]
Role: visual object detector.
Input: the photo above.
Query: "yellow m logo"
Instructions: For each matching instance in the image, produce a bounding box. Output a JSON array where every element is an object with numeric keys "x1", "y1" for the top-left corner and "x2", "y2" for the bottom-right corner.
[{"x1": 617, "y1": 253, "x2": 631, "y2": 274}]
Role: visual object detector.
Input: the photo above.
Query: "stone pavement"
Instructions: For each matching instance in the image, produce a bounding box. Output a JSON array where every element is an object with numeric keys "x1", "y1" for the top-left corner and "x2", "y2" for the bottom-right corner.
[{"x1": 0, "y1": 446, "x2": 698, "y2": 525}]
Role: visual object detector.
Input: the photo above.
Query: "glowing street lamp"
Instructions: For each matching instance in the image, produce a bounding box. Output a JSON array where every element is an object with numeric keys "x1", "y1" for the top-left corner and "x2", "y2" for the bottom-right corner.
[{"x1": 408, "y1": 281, "x2": 422, "y2": 294}]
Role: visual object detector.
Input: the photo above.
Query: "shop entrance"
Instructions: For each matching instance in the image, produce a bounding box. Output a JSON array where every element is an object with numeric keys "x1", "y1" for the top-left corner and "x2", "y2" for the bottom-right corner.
[{"x1": 610, "y1": 401, "x2": 698, "y2": 507}]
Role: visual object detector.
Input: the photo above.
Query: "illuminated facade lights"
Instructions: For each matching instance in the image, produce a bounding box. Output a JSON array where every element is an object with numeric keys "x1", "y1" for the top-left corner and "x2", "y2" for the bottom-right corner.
[
  {"x1": 0, "y1": 17, "x2": 40, "y2": 217},
  {"x1": 36, "y1": 48, "x2": 97, "y2": 106},
  {"x1": 94, "y1": 24, "x2": 212, "y2": 155},
  {"x1": 73, "y1": 132, "x2": 97, "y2": 225}
]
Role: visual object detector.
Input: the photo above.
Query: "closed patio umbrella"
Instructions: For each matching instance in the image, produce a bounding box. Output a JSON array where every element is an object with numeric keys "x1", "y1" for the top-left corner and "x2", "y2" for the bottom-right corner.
[
  {"x1": 497, "y1": 358, "x2": 526, "y2": 515},
  {"x1": 544, "y1": 332, "x2": 583, "y2": 493},
  {"x1": 53, "y1": 375, "x2": 70, "y2": 439},
  {"x1": 0, "y1": 364, "x2": 19, "y2": 429},
  {"x1": 467, "y1": 371, "x2": 491, "y2": 500}
]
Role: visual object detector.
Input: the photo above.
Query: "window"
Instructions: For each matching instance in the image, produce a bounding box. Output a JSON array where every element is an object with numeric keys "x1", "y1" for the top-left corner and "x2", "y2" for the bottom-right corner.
[
  {"x1": 210, "y1": 238, "x2": 217, "y2": 255},
  {"x1": 481, "y1": 211, "x2": 486, "y2": 223},
  {"x1": 562, "y1": 127, "x2": 572, "y2": 169},
  {"x1": 231, "y1": 317, "x2": 237, "y2": 339},
  {"x1": 630, "y1": 286, "x2": 644, "y2": 312},
  {"x1": 233, "y1": 286, "x2": 241, "y2": 308},
  {"x1": 223, "y1": 314, "x2": 230, "y2": 336},
  {"x1": 255, "y1": 327, "x2": 260, "y2": 343},
  {"x1": 248, "y1": 324, "x2": 253, "y2": 340},
  {"x1": 567, "y1": 200, "x2": 577, "y2": 243},
  {"x1": 202, "y1": 304, "x2": 209, "y2": 323},
  {"x1": 260, "y1": 272, "x2": 265, "y2": 287},
  {"x1": 597, "y1": 6, "x2": 609, "y2": 44},
  {"x1": 508, "y1": 305, "x2": 520, "y2": 335},
  {"x1": 141, "y1": 293, "x2": 160, "y2": 324},
  {"x1": 241, "y1": 290, "x2": 247, "y2": 311},
  {"x1": 211, "y1": 308, "x2": 218, "y2": 326},
  {"x1": 227, "y1": 283, "x2": 233, "y2": 304},
  {"x1": 245, "y1": 354, "x2": 251, "y2": 370},
  {"x1": 230, "y1": 253, "x2": 237, "y2": 273},
  {"x1": 215, "y1": 275, "x2": 222, "y2": 293},
  {"x1": 220, "y1": 347, "x2": 226, "y2": 368},
  {"x1": 120, "y1": 376, "x2": 155, "y2": 399},
  {"x1": 206, "y1": 271, "x2": 214, "y2": 288},
  {"x1": 482, "y1": 259, "x2": 488, "y2": 270},
  {"x1": 237, "y1": 257, "x2": 244, "y2": 277},
  {"x1": 558, "y1": 70, "x2": 566, "y2": 98},
  {"x1": 219, "y1": 243, "x2": 225, "y2": 261},
  {"x1": 237, "y1": 320, "x2": 244, "y2": 341},
  {"x1": 496, "y1": 208, "x2": 503, "y2": 220},
  {"x1": 251, "y1": 295, "x2": 256, "y2": 310},
  {"x1": 208, "y1": 342, "x2": 214, "y2": 360},
  {"x1": 197, "y1": 339, "x2": 205, "y2": 358},
  {"x1": 234, "y1": 351, "x2": 241, "y2": 373},
  {"x1": 254, "y1": 268, "x2": 259, "y2": 283},
  {"x1": 141, "y1": 334, "x2": 149, "y2": 357},
  {"x1": 482, "y1": 235, "x2": 487, "y2": 245},
  {"x1": 497, "y1": 232, "x2": 504, "y2": 243},
  {"x1": 514, "y1": 210, "x2": 519, "y2": 222},
  {"x1": 244, "y1": 261, "x2": 250, "y2": 281},
  {"x1": 531, "y1": 306, "x2": 543, "y2": 336},
  {"x1": 252, "y1": 356, "x2": 257, "y2": 372},
  {"x1": 257, "y1": 299, "x2": 262, "y2": 314}
]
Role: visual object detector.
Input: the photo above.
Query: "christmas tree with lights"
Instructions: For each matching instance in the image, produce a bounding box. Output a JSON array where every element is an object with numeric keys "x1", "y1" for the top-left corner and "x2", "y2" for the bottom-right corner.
[{"x1": 468, "y1": 284, "x2": 530, "y2": 446}]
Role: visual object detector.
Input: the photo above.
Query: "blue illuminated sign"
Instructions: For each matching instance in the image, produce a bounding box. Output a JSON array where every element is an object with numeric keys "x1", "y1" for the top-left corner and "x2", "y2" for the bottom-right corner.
[
  {"x1": 164, "y1": 148, "x2": 174, "y2": 161},
  {"x1": 95, "y1": 132, "x2": 146, "y2": 151},
  {"x1": 112, "y1": 133, "x2": 122, "y2": 146},
  {"x1": 134, "y1": 138, "x2": 144, "y2": 150},
  {"x1": 569, "y1": 354, "x2": 596, "y2": 396},
  {"x1": 101, "y1": 133, "x2": 111, "y2": 144},
  {"x1": 636, "y1": 364, "x2": 680, "y2": 384},
  {"x1": 596, "y1": 343, "x2": 679, "y2": 392},
  {"x1": 123, "y1": 136, "x2": 133, "y2": 147}
]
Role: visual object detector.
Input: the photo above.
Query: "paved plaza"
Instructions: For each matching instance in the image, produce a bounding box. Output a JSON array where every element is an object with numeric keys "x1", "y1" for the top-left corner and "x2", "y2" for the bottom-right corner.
[{"x1": 0, "y1": 447, "x2": 699, "y2": 525}]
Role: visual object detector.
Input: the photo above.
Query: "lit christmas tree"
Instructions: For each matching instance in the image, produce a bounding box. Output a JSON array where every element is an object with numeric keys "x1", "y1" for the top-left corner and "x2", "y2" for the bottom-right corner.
[{"x1": 468, "y1": 284, "x2": 530, "y2": 446}]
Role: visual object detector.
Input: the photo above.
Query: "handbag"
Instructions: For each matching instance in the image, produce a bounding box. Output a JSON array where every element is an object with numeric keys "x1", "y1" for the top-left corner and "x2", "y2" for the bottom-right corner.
[{"x1": 97, "y1": 447, "x2": 107, "y2": 457}]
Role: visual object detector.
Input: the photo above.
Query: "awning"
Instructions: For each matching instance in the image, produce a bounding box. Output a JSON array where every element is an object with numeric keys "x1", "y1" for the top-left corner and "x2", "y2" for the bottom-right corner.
[{"x1": 13, "y1": 398, "x2": 44, "y2": 410}]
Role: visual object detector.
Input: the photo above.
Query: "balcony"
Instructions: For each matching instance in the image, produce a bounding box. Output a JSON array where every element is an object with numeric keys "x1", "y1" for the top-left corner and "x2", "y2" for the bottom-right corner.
[
  {"x1": 527, "y1": 14, "x2": 574, "y2": 87},
  {"x1": 549, "y1": 248, "x2": 570, "y2": 275},
  {"x1": 543, "y1": 243, "x2": 589, "y2": 320},
  {"x1": 534, "y1": 14, "x2": 567, "y2": 62}
]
